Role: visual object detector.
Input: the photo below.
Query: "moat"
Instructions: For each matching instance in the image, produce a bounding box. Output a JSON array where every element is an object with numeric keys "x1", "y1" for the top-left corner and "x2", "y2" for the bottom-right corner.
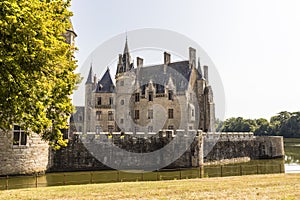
[
  {"x1": 284, "y1": 138, "x2": 300, "y2": 173},
  {"x1": 1, "y1": 138, "x2": 299, "y2": 190}
]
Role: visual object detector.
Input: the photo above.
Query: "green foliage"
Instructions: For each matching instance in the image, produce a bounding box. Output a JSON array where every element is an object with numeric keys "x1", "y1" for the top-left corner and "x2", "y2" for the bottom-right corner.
[
  {"x1": 0, "y1": 0, "x2": 79, "y2": 149},
  {"x1": 274, "y1": 112, "x2": 300, "y2": 138},
  {"x1": 219, "y1": 111, "x2": 300, "y2": 138},
  {"x1": 220, "y1": 117, "x2": 256, "y2": 132}
]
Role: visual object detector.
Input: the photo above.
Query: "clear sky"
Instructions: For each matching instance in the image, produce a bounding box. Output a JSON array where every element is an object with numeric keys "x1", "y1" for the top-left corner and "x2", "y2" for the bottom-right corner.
[{"x1": 71, "y1": 0, "x2": 300, "y2": 120}]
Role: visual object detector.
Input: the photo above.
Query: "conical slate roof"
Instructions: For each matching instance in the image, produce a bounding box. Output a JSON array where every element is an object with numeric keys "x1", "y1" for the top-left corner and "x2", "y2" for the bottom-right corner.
[
  {"x1": 86, "y1": 65, "x2": 93, "y2": 84},
  {"x1": 95, "y1": 68, "x2": 115, "y2": 93}
]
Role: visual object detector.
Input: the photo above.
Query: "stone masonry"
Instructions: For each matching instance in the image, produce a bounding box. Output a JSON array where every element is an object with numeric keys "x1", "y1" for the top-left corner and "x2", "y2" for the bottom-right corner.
[{"x1": 0, "y1": 130, "x2": 49, "y2": 176}]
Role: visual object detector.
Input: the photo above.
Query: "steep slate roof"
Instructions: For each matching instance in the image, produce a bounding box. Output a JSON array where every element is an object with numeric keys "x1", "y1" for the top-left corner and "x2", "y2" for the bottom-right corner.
[
  {"x1": 135, "y1": 60, "x2": 192, "y2": 93},
  {"x1": 86, "y1": 65, "x2": 93, "y2": 84},
  {"x1": 95, "y1": 68, "x2": 115, "y2": 93}
]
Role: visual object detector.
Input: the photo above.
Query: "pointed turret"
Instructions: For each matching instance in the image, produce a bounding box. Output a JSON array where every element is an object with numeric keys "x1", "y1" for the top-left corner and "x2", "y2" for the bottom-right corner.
[
  {"x1": 116, "y1": 37, "x2": 133, "y2": 76},
  {"x1": 96, "y1": 67, "x2": 115, "y2": 93},
  {"x1": 86, "y1": 64, "x2": 93, "y2": 84},
  {"x1": 123, "y1": 37, "x2": 129, "y2": 54}
]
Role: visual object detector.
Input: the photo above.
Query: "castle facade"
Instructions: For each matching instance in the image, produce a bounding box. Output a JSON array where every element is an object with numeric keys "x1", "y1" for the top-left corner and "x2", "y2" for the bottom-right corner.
[{"x1": 71, "y1": 40, "x2": 216, "y2": 135}]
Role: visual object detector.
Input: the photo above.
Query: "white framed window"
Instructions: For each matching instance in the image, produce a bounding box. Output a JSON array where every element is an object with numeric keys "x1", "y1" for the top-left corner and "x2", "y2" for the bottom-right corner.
[
  {"x1": 168, "y1": 109, "x2": 174, "y2": 119},
  {"x1": 96, "y1": 111, "x2": 102, "y2": 121},
  {"x1": 108, "y1": 111, "x2": 114, "y2": 121},
  {"x1": 13, "y1": 125, "x2": 27, "y2": 146}
]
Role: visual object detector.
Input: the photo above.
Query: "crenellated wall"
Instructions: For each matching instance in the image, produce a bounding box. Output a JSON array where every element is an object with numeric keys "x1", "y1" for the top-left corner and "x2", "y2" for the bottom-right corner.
[
  {"x1": 49, "y1": 132, "x2": 284, "y2": 172},
  {"x1": 202, "y1": 133, "x2": 284, "y2": 163},
  {"x1": 0, "y1": 130, "x2": 284, "y2": 175}
]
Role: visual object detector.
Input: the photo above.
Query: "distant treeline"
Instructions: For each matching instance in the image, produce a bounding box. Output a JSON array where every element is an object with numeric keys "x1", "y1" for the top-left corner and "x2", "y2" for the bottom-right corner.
[{"x1": 216, "y1": 111, "x2": 300, "y2": 138}]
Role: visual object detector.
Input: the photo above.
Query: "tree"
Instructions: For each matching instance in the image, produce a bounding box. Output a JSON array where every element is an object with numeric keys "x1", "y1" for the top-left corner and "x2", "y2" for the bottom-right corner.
[
  {"x1": 220, "y1": 117, "x2": 256, "y2": 132},
  {"x1": 254, "y1": 118, "x2": 273, "y2": 136},
  {"x1": 0, "y1": 0, "x2": 78, "y2": 149},
  {"x1": 279, "y1": 112, "x2": 300, "y2": 138},
  {"x1": 270, "y1": 111, "x2": 291, "y2": 135}
]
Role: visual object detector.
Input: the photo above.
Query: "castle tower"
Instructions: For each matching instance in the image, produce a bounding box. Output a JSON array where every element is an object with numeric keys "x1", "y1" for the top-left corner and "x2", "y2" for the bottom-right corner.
[
  {"x1": 197, "y1": 64, "x2": 215, "y2": 132},
  {"x1": 94, "y1": 68, "x2": 115, "y2": 132},
  {"x1": 115, "y1": 39, "x2": 135, "y2": 132},
  {"x1": 116, "y1": 37, "x2": 133, "y2": 76},
  {"x1": 84, "y1": 65, "x2": 95, "y2": 133},
  {"x1": 196, "y1": 59, "x2": 206, "y2": 131}
]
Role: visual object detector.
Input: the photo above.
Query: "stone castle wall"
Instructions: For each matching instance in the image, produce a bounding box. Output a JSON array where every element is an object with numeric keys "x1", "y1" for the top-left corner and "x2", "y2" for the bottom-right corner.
[
  {"x1": 49, "y1": 132, "x2": 284, "y2": 172},
  {"x1": 0, "y1": 130, "x2": 284, "y2": 175},
  {"x1": 202, "y1": 133, "x2": 284, "y2": 162},
  {"x1": 0, "y1": 131, "x2": 49, "y2": 176},
  {"x1": 49, "y1": 133, "x2": 197, "y2": 172}
]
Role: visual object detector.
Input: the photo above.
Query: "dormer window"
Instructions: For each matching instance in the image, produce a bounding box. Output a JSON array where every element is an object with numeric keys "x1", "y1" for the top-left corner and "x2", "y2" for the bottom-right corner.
[
  {"x1": 99, "y1": 84, "x2": 103, "y2": 91},
  {"x1": 168, "y1": 90, "x2": 173, "y2": 100},
  {"x1": 135, "y1": 93, "x2": 140, "y2": 102},
  {"x1": 148, "y1": 91, "x2": 153, "y2": 101}
]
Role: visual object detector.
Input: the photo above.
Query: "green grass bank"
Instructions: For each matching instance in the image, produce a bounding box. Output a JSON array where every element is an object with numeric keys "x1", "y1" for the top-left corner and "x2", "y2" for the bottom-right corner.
[{"x1": 0, "y1": 173, "x2": 299, "y2": 200}]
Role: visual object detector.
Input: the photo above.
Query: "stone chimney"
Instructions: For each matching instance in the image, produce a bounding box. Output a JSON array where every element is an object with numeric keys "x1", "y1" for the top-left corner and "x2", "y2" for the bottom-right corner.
[
  {"x1": 164, "y1": 52, "x2": 171, "y2": 65},
  {"x1": 93, "y1": 74, "x2": 97, "y2": 84},
  {"x1": 204, "y1": 65, "x2": 208, "y2": 83},
  {"x1": 189, "y1": 47, "x2": 196, "y2": 69},
  {"x1": 137, "y1": 57, "x2": 143, "y2": 69}
]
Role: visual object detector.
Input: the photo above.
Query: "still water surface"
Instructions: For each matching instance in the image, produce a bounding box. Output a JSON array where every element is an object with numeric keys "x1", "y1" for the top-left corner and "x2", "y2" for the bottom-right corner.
[
  {"x1": 1, "y1": 138, "x2": 299, "y2": 190},
  {"x1": 284, "y1": 138, "x2": 300, "y2": 173}
]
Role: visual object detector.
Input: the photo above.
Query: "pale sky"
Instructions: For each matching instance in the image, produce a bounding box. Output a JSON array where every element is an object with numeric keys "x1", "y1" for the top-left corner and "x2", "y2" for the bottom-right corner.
[{"x1": 71, "y1": 0, "x2": 300, "y2": 120}]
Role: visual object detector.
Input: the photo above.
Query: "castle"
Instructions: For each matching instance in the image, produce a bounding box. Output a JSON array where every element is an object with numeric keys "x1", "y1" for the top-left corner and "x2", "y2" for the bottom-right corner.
[
  {"x1": 71, "y1": 39, "x2": 216, "y2": 135},
  {"x1": 0, "y1": 33, "x2": 285, "y2": 176}
]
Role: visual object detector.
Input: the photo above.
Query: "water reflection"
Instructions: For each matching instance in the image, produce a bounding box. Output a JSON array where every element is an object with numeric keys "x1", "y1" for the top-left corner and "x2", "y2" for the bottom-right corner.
[
  {"x1": 284, "y1": 138, "x2": 300, "y2": 173},
  {"x1": 1, "y1": 138, "x2": 299, "y2": 190}
]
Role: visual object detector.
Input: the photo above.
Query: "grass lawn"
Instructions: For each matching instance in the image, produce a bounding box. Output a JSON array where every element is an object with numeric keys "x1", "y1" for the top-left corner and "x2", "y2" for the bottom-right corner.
[{"x1": 0, "y1": 173, "x2": 299, "y2": 200}]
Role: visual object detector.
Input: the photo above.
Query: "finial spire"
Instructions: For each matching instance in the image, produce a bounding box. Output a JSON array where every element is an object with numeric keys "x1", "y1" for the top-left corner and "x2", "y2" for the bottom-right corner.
[{"x1": 124, "y1": 34, "x2": 129, "y2": 54}]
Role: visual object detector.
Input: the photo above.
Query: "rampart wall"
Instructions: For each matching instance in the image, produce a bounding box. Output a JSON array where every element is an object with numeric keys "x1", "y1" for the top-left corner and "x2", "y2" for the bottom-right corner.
[{"x1": 49, "y1": 131, "x2": 284, "y2": 172}]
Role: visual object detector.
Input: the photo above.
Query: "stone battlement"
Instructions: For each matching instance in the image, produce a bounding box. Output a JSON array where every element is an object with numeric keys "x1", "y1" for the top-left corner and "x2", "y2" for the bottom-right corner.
[{"x1": 72, "y1": 130, "x2": 254, "y2": 141}]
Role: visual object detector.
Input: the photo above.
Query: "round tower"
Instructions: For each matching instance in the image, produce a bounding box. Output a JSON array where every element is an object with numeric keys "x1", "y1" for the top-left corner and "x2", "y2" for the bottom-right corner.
[{"x1": 115, "y1": 39, "x2": 136, "y2": 132}]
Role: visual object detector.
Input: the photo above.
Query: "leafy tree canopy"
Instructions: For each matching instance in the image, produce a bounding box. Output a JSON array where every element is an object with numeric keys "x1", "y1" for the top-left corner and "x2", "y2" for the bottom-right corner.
[
  {"x1": 0, "y1": 0, "x2": 79, "y2": 149},
  {"x1": 218, "y1": 111, "x2": 300, "y2": 138}
]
